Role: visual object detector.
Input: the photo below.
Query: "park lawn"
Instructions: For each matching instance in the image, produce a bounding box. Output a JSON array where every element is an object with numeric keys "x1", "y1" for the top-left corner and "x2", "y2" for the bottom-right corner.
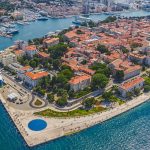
[{"x1": 34, "y1": 107, "x2": 106, "y2": 118}]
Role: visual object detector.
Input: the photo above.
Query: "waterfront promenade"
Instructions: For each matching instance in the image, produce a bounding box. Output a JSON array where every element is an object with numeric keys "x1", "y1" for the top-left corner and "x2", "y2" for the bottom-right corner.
[{"x1": 0, "y1": 92, "x2": 150, "y2": 147}]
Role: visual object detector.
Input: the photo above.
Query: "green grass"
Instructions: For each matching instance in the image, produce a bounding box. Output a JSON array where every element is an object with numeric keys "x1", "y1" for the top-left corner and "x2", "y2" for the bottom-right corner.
[
  {"x1": 96, "y1": 95, "x2": 124, "y2": 105},
  {"x1": 72, "y1": 88, "x2": 92, "y2": 99},
  {"x1": 34, "y1": 99, "x2": 42, "y2": 106},
  {"x1": 34, "y1": 107, "x2": 106, "y2": 118},
  {"x1": 109, "y1": 96, "x2": 125, "y2": 105}
]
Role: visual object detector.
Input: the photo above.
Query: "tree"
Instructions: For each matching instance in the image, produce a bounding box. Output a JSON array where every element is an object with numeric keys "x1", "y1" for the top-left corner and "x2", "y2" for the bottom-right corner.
[
  {"x1": 102, "y1": 91, "x2": 112, "y2": 100},
  {"x1": 134, "y1": 88, "x2": 140, "y2": 96},
  {"x1": 29, "y1": 60, "x2": 37, "y2": 68},
  {"x1": 56, "y1": 97, "x2": 67, "y2": 107},
  {"x1": 81, "y1": 60, "x2": 87, "y2": 65},
  {"x1": 90, "y1": 62, "x2": 111, "y2": 77},
  {"x1": 144, "y1": 85, "x2": 150, "y2": 92},
  {"x1": 115, "y1": 70, "x2": 124, "y2": 81},
  {"x1": 60, "y1": 69, "x2": 73, "y2": 80},
  {"x1": 82, "y1": 98, "x2": 96, "y2": 109},
  {"x1": 47, "y1": 94, "x2": 54, "y2": 103},
  {"x1": 92, "y1": 73, "x2": 109, "y2": 90},
  {"x1": 120, "y1": 46, "x2": 129, "y2": 53},
  {"x1": 48, "y1": 43, "x2": 68, "y2": 59},
  {"x1": 126, "y1": 92, "x2": 133, "y2": 99},
  {"x1": 101, "y1": 16, "x2": 117, "y2": 23},
  {"x1": 96, "y1": 44, "x2": 109, "y2": 54},
  {"x1": 76, "y1": 29, "x2": 84, "y2": 34},
  {"x1": 52, "y1": 59, "x2": 60, "y2": 70}
]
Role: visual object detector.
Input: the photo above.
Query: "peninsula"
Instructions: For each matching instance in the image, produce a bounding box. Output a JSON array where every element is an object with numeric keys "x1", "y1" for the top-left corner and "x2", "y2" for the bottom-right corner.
[{"x1": 0, "y1": 15, "x2": 150, "y2": 147}]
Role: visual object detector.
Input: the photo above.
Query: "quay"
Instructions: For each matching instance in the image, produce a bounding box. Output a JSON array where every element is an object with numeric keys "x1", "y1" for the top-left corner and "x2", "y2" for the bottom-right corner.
[{"x1": 0, "y1": 92, "x2": 149, "y2": 147}]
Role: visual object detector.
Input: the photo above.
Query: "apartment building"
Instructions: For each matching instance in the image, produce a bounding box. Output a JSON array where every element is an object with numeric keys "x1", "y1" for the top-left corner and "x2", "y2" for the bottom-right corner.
[
  {"x1": 69, "y1": 74, "x2": 91, "y2": 92},
  {"x1": 43, "y1": 37, "x2": 59, "y2": 48},
  {"x1": 17, "y1": 66, "x2": 33, "y2": 81},
  {"x1": 118, "y1": 77, "x2": 144, "y2": 98},
  {"x1": 0, "y1": 53, "x2": 17, "y2": 66},
  {"x1": 24, "y1": 71, "x2": 49, "y2": 88},
  {"x1": 25, "y1": 45, "x2": 37, "y2": 58}
]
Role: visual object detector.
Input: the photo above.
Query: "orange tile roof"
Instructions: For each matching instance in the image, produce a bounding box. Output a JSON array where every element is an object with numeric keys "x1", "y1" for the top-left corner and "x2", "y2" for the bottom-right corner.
[
  {"x1": 14, "y1": 50, "x2": 24, "y2": 55},
  {"x1": 20, "y1": 66, "x2": 31, "y2": 71},
  {"x1": 43, "y1": 37, "x2": 59, "y2": 44},
  {"x1": 106, "y1": 51, "x2": 120, "y2": 62},
  {"x1": 79, "y1": 66, "x2": 95, "y2": 75},
  {"x1": 38, "y1": 52, "x2": 50, "y2": 58},
  {"x1": 25, "y1": 71, "x2": 48, "y2": 80},
  {"x1": 69, "y1": 75, "x2": 91, "y2": 85},
  {"x1": 124, "y1": 65, "x2": 141, "y2": 74},
  {"x1": 129, "y1": 53, "x2": 146, "y2": 59},
  {"x1": 120, "y1": 77, "x2": 144, "y2": 90},
  {"x1": 65, "y1": 31, "x2": 77, "y2": 39},
  {"x1": 25, "y1": 45, "x2": 37, "y2": 51}
]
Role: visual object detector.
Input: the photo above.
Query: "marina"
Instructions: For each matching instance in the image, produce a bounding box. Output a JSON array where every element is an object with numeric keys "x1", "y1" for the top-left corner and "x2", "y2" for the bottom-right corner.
[{"x1": 0, "y1": 10, "x2": 150, "y2": 51}]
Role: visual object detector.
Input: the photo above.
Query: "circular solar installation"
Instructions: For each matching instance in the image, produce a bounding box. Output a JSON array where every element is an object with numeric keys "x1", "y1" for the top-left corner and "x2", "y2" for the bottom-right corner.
[{"x1": 28, "y1": 119, "x2": 47, "y2": 131}]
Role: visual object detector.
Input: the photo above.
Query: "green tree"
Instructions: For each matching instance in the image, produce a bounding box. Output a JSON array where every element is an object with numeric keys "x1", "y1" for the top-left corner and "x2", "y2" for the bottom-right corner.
[
  {"x1": 56, "y1": 97, "x2": 67, "y2": 107},
  {"x1": 115, "y1": 70, "x2": 124, "y2": 81},
  {"x1": 126, "y1": 92, "x2": 133, "y2": 99},
  {"x1": 96, "y1": 44, "x2": 109, "y2": 53},
  {"x1": 47, "y1": 93, "x2": 54, "y2": 103},
  {"x1": 76, "y1": 29, "x2": 84, "y2": 34},
  {"x1": 82, "y1": 98, "x2": 96, "y2": 109},
  {"x1": 81, "y1": 60, "x2": 87, "y2": 65},
  {"x1": 101, "y1": 16, "x2": 117, "y2": 23},
  {"x1": 90, "y1": 62, "x2": 111, "y2": 77},
  {"x1": 144, "y1": 85, "x2": 150, "y2": 92},
  {"x1": 134, "y1": 88, "x2": 140, "y2": 96},
  {"x1": 48, "y1": 43, "x2": 68, "y2": 59},
  {"x1": 120, "y1": 46, "x2": 129, "y2": 53},
  {"x1": 29, "y1": 60, "x2": 37, "y2": 68},
  {"x1": 92, "y1": 73, "x2": 109, "y2": 90},
  {"x1": 102, "y1": 91, "x2": 112, "y2": 100}
]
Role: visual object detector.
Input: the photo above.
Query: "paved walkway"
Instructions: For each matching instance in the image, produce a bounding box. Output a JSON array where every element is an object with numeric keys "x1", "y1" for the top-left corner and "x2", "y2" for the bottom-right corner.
[{"x1": 0, "y1": 92, "x2": 150, "y2": 147}]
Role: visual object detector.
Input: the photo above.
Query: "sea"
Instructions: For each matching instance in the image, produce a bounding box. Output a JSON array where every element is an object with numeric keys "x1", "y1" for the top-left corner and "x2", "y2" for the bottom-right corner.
[{"x1": 0, "y1": 10, "x2": 150, "y2": 150}]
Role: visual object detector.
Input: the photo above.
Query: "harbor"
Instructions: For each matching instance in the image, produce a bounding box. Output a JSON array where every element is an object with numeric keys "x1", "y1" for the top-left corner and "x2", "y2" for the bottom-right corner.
[{"x1": 0, "y1": 10, "x2": 150, "y2": 51}]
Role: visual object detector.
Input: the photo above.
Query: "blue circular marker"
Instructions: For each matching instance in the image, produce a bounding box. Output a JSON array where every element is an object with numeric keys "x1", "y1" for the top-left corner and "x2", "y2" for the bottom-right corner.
[{"x1": 28, "y1": 119, "x2": 47, "y2": 131}]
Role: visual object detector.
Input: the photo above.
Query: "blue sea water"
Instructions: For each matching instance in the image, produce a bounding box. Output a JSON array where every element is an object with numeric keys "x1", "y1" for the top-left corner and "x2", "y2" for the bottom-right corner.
[{"x1": 1, "y1": 101, "x2": 150, "y2": 150}]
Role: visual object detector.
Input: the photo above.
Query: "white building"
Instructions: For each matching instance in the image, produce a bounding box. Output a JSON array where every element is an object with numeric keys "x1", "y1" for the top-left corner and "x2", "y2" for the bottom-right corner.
[
  {"x1": 24, "y1": 71, "x2": 49, "y2": 88},
  {"x1": 43, "y1": 37, "x2": 59, "y2": 48},
  {"x1": 0, "y1": 53, "x2": 17, "y2": 66},
  {"x1": 0, "y1": 74, "x2": 4, "y2": 86},
  {"x1": 25, "y1": 45, "x2": 37, "y2": 58},
  {"x1": 118, "y1": 77, "x2": 144, "y2": 98},
  {"x1": 17, "y1": 66, "x2": 33, "y2": 81},
  {"x1": 69, "y1": 74, "x2": 91, "y2": 92}
]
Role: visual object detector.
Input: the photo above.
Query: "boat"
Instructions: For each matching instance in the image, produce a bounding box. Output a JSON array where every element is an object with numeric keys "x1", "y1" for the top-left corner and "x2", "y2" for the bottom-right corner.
[
  {"x1": 17, "y1": 21, "x2": 24, "y2": 25},
  {"x1": 72, "y1": 16, "x2": 91, "y2": 25},
  {"x1": 6, "y1": 29, "x2": 19, "y2": 35},
  {"x1": 37, "y1": 17, "x2": 48, "y2": 21}
]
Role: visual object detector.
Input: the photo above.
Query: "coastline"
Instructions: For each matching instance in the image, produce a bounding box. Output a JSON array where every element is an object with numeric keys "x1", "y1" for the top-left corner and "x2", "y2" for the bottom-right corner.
[{"x1": 0, "y1": 92, "x2": 150, "y2": 147}]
